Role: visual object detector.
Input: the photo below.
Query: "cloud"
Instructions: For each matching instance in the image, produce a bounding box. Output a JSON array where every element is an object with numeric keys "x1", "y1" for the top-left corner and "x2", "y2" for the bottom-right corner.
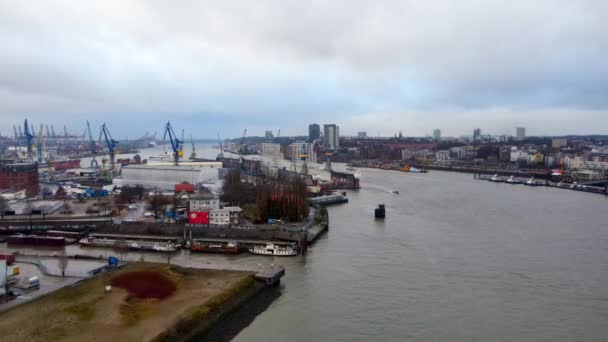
[{"x1": 0, "y1": 0, "x2": 607, "y2": 137}]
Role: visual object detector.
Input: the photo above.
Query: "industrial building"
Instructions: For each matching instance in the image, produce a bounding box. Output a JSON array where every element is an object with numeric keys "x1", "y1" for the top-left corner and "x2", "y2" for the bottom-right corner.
[
  {"x1": 0, "y1": 162, "x2": 39, "y2": 197},
  {"x1": 113, "y1": 163, "x2": 221, "y2": 191}
]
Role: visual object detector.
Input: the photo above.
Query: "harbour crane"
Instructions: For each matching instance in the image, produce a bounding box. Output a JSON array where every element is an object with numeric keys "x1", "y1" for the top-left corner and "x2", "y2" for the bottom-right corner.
[
  {"x1": 163, "y1": 121, "x2": 183, "y2": 166},
  {"x1": 189, "y1": 134, "x2": 196, "y2": 160},
  {"x1": 216, "y1": 133, "x2": 224, "y2": 161},
  {"x1": 99, "y1": 123, "x2": 119, "y2": 172},
  {"x1": 86, "y1": 121, "x2": 96, "y2": 154},
  {"x1": 87, "y1": 121, "x2": 99, "y2": 167},
  {"x1": 23, "y1": 119, "x2": 35, "y2": 162},
  {"x1": 36, "y1": 125, "x2": 44, "y2": 162}
]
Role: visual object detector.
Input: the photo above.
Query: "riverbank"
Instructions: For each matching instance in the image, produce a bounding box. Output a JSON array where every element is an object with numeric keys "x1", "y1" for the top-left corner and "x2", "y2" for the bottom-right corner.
[{"x1": 0, "y1": 262, "x2": 269, "y2": 342}]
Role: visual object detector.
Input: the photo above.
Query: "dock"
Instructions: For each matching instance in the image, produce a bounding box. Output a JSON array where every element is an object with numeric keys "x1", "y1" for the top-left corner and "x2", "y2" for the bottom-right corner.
[{"x1": 184, "y1": 262, "x2": 285, "y2": 286}]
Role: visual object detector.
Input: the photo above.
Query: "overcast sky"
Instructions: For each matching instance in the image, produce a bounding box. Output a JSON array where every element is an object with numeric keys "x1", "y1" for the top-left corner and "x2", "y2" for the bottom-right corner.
[{"x1": 1, "y1": 1, "x2": 607, "y2": 138}]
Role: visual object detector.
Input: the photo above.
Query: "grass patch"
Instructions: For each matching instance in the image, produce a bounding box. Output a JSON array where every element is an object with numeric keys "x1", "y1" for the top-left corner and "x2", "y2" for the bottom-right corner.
[{"x1": 63, "y1": 298, "x2": 101, "y2": 322}]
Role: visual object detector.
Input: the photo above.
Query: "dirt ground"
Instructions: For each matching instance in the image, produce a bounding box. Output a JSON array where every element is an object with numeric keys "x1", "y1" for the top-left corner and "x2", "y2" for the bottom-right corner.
[{"x1": 0, "y1": 262, "x2": 254, "y2": 342}]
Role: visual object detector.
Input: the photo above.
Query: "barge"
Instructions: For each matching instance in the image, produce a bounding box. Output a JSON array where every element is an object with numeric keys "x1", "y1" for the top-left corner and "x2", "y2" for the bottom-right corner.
[{"x1": 190, "y1": 240, "x2": 240, "y2": 254}]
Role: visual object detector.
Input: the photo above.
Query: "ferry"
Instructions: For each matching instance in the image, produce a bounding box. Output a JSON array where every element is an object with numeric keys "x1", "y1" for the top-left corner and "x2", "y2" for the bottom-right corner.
[
  {"x1": 152, "y1": 243, "x2": 179, "y2": 252},
  {"x1": 506, "y1": 176, "x2": 522, "y2": 184},
  {"x1": 249, "y1": 243, "x2": 298, "y2": 256}
]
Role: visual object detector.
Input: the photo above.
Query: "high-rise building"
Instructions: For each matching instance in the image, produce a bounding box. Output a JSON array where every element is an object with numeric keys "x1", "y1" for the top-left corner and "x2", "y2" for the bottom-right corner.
[
  {"x1": 265, "y1": 130, "x2": 274, "y2": 140},
  {"x1": 357, "y1": 132, "x2": 367, "y2": 138},
  {"x1": 323, "y1": 124, "x2": 340, "y2": 150},
  {"x1": 473, "y1": 128, "x2": 481, "y2": 142},
  {"x1": 308, "y1": 123, "x2": 320, "y2": 142},
  {"x1": 516, "y1": 127, "x2": 526, "y2": 141},
  {"x1": 433, "y1": 129, "x2": 441, "y2": 141}
]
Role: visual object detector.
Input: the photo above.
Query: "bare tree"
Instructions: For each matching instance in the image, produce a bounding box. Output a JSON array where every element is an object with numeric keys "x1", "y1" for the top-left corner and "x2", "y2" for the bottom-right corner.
[
  {"x1": 57, "y1": 250, "x2": 69, "y2": 277},
  {"x1": 112, "y1": 238, "x2": 129, "y2": 261}
]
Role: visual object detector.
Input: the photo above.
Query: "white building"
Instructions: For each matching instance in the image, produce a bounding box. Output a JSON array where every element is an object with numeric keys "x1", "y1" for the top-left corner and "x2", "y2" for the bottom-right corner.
[
  {"x1": 260, "y1": 143, "x2": 282, "y2": 160},
  {"x1": 433, "y1": 129, "x2": 441, "y2": 141},
  {"x1": 435, "y1": 150, "x2": 450, "y2": 161},
  {"x1": 190, "y1": 196, "x2": 220, "y2": 211},
  {"x1": 516, "y1": 127, "x2": 526, "y2": 141},
  {"x1": 209, "y1": 206, "x2": 243, "y2": 226},
  {"x1": 510, "y1": 149, "x2": 530, "y2": 163},
  {"x1": 114, "y1": 163, "x2": 221, "y2": 191},
  {"x1": 323, "y1": 124, "x2": 340, "y2": 149}
]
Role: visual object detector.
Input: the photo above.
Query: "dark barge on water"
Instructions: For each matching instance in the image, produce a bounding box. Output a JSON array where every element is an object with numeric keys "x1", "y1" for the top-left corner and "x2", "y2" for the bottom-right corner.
[{"x1": 375, "y1": 204, "x2": 386, "y2": 219}]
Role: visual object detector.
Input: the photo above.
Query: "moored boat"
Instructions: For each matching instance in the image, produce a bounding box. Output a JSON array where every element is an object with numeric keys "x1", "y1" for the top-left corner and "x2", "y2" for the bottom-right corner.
[
  {"x1": 489, "y1": 174, "x2": 505, "y2": 182},
  {"x1": 524, "y1": 177, "x2": 544, "y2": 186},
  {"x1": 249, "y1": 243, "x2": 298, "y2": 256},
  {"x1": 506, "y1": 176, "x2": 522, "y2": 184},
  {"x1": 191, "y1": 240, "x2": 240, "y2": 254}
]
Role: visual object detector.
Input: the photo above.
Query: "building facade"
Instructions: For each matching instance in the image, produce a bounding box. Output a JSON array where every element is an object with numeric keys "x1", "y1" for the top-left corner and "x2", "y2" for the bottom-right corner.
[
  {"x1": 433, "y1": 129, "x2": 441, "y2": 141},
  {"x1": 0, "y1": 163, "x2": 39, "y2": 197},
  {"x1": 323, "y1": 124, "x2": 340, "y2": 150},
  {"x1": 516, "y1": 127, "x2": 526, "y2": 141},
  {"x1": 308, "y1": 123, "x2": 320, "y2": 142}
]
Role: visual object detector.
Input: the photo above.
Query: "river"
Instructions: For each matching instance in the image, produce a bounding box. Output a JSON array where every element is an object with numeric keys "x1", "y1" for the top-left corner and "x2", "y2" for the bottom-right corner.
[{"x1": 231, "y1": 166, "x2": 608, "y2": 342}]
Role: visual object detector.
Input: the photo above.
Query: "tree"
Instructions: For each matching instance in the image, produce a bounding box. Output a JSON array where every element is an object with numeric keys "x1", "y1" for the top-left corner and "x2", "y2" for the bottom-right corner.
[
  {"x1": 0, "y1": 196, "x2": 7, "y2": 221},
  {"x1": 55, "y1": 186, "x2": 67, "y2": 200},
  {"x1": 57, "y1": 250, "x2": 69, "y2": 277},
  {"x1": 112, "y1": 239, "x2": 129, "y2": 261},
  {"x1": 148, "y1": 193, "x2": 171, "y2": 218}
]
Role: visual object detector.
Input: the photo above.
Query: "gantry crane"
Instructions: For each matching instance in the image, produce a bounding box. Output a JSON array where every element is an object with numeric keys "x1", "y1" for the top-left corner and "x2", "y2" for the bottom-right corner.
[
  {"x1": 23, "y1": 119, "x2": 35, "y2": 162},
  {"x1": 163, "y1": 121, "x2": 183, "y2": 166},
  {"x1": 99, "y1": 123, "x2": 119, "y2": 173}
]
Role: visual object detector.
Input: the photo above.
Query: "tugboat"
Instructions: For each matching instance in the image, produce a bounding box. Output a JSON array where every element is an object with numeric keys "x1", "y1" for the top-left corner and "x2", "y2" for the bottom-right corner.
[{"x1": 375, "y1": 204, "x2": 386, "y2": 219}]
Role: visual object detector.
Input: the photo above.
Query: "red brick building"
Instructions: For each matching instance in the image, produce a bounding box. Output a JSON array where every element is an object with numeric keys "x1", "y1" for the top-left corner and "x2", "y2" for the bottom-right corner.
[{"x1": 0, "y1": 163, "x2": 39, "y2": 197}]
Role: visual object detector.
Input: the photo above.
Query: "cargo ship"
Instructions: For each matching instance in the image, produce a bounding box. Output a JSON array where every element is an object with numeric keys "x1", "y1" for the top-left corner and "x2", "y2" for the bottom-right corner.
[
  {"x1": 191, "y1": 240, "x2": 240, "y2": 254},
  {"x1": 8, "y1": 234, "x2": 66, "y2": 246},
  {"x1": 49, "y1": 158, "x2": 81, "y2": 171}
]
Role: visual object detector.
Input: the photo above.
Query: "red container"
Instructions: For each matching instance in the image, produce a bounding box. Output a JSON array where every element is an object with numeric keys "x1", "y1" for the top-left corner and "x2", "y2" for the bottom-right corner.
[
  {"x1": 0, "y1": 253, "x2": 15, "y2": 265},
  {"x1": 188, "y1": 211, "x2": 209, "y2": 224}
]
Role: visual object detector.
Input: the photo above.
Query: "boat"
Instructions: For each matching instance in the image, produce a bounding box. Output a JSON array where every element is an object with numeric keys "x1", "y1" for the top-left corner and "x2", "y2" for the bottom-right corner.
[
  {"x1": 391, "y1": 190, "x2": 400, "y2": 195},
  {"x1": 191, "y1": 240, "x2": 240, "y2": 254},
  {"x1": 128, "y1": 241, "x2": 143, "y2": 250},
  {"x1": 375, "y1": 204, "x2": 386, "y2": 219},
  {"x1": 524, "y1": 177, "x2": 544, "y2": 186},
  {"x1": 489, "y1": 174, "x2": 505, "y2": 182},
  {"x1": 346, "y1": 166, "x2": 357, "y2": 172},
  {"x1": 152, "y1": 243, "x2": 178, "y2": 252},
  {"x1": 249, "y1": 243, "x2": 298, "y2": 256},
  {"x1": 409, "y1": 167, "x2": 428, "y2": 173},
  {"x1": 506, "y1": 176, "x2": 522, "y2": 184}
]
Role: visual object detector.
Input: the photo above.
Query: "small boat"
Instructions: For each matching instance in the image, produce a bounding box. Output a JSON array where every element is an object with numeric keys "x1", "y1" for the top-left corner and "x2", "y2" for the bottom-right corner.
[
  {"x1": 128, "y1": 241, "x2": 143, "y2": 250},
  {"x1": 153, "y1": 243, "x2": 178, "y2": 252},
  {"x1": 375, "y1": 204, "x2": 386, "y2": 219},
  {"x1": 391, "y1": 190, "x2": 400, "y2": 195},
  {"x1": 346, "y1": 166, "x2": 357, "y2": 172},
  {"x1": 489, "y1": 174, "x2": 505, "y2": 182},
  {"x1": 524, "y1": 177, "x2": 543, "y2": 186},
  {"x1": 249, "y1": 243, "x2": 298, "y2": 256},
  {"x1": 506, "y1": 176, "x2": 522, "y2": 184}
]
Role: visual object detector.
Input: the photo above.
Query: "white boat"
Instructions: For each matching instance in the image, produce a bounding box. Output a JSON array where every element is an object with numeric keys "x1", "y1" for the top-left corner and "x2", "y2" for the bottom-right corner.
[
  {"x1": 524, "y1": 177, "x2": 543, "y2": 186},
  {"x1": 153, "y1": 243, "x2": 178, "y2": 252},
  {"x1": 489, "y1": 174, "x2": 504, "y2": 182},
  {"x1": 506, "y1": 176, "x2": 522, "y2": 184},
  {"x1": 249, "y1": 243, "x2": 298, "y2": 256}
]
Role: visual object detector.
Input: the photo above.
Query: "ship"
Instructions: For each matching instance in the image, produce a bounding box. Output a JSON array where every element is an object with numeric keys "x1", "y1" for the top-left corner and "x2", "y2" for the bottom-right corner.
[
  {"x1": 8, "y1": 234, "x2": 66, "y2": 246},
  {"x1": 191, "y1": 240, "x2": 240, "y2": 254},
  {"x1": 375, "y1": 204, "x2": 386, "y2": 219},
  {"x1": 329, "y1": 170, "x2": 360, "y2": 190},
  {"x1": 249, "y1": 243, "x2": 298, "y2": 256},
  {"x1": 489, "y1": 174, "x2": 505, "y2": 182},
  {"x1": 49, "y1": 158, "x2": 81, "y2": 171}
]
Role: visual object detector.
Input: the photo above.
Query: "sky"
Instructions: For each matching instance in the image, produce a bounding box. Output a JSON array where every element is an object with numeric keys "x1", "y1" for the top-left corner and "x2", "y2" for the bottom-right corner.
[{"x1": 0, "y1": 0, "x2": 607, "y2": 139}]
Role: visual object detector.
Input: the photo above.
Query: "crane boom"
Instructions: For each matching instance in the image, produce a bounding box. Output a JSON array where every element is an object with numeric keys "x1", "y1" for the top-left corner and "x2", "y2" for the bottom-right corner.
[{"x1": 23, "y1": 119, "x2": 35, "y2": 162}]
